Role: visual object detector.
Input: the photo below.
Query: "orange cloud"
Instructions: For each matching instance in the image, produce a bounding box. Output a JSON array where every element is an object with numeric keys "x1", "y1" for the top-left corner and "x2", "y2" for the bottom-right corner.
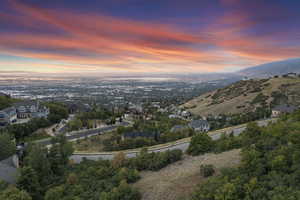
[{"x1": 0, "y1": 0, "x2": 299, "y2": 73}]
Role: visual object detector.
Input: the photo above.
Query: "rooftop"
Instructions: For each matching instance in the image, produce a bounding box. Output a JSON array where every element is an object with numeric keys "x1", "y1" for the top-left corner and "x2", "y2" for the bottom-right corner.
[
  {"x1": 273, "y1": 104, "x2": 298, "y2": 113},
  {"x1": 189, "y1": 120, "x2": 209, "y2": 128}
]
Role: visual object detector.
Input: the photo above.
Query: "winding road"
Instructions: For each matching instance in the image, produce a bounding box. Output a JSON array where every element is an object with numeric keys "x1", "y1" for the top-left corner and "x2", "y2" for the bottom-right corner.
[{"x1": 70, "y1": 119, "x2": 274, "y2": 163}]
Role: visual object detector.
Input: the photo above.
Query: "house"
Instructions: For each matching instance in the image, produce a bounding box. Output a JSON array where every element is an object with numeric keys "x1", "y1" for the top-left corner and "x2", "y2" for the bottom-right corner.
[
  {"x1": 128, "y1": 104, "x2": 143, "y2": 114},
  {"x1": 272, "y1": 104, "x2": 298, "y2": 117},
  {"x1": 0, "y1": 107, "x2": 17, "y2": 126},
  {"x1": 285, "y1": 73, "x2": 297, "y2": 78},
  {"x1": 170, "y1": 125, "x2": 187, "y2": 133},
  {"x1": 168, "y1": 114, "x2": 180, "y2": 119},
  {"x1": 181, "y1": 111, "x2": 191, "y2": 118},
  {"x1": 122, "y1": 132, "x2": 159, "y2": 140},
  {"x1": 13, "y1": 101, "x2": 49, "y2": 119},
  {"x1": 188, "y1": 120, "x2": 210, "y2": 132}
]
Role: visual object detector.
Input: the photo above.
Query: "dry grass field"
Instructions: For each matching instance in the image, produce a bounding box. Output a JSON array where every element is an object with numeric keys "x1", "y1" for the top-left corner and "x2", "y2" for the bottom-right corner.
[{"x1": 133, "y1": 149, "x2": 241, "y2": 200}]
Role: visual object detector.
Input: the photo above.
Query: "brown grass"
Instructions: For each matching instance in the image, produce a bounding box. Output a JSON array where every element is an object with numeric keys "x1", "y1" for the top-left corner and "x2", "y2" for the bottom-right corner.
[{"x1": 133, "y1": 149, "x2": 241, "y2": 200}]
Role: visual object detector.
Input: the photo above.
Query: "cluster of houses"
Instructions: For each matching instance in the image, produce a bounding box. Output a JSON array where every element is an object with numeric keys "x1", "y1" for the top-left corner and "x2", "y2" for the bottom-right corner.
[
  {"x1": 0, "y1": 100, "x2": 50, "y2": 126},
  {"x1": 168, "y1": 106, "x2": 192, "y2": 120}
]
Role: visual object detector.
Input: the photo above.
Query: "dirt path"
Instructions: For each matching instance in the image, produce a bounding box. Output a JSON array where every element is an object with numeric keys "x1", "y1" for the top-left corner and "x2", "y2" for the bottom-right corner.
[{"x1": 133, "y1": 149, "x2": 241, "y2": 200}]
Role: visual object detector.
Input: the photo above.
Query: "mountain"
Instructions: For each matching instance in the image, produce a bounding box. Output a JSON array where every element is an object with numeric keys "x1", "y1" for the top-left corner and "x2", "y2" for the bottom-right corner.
[
  {"x1": 183, "y1": 76, "x2": 300, "y2": 116},
  {"x1": 239, "y1": 58, "x2": 300, "y2": 78}
]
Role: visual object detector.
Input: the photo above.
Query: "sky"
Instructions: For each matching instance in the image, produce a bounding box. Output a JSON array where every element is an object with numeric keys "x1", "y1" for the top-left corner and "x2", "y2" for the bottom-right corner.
[{"x1": 0, "y1": 0, "x2": 300, "y2": 75}]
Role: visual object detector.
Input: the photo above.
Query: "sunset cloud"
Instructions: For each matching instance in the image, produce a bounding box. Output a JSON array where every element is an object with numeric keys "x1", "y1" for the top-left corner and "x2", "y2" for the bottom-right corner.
[{"x1": 0, "y1": 0, "x2": 299, "y2": 74}]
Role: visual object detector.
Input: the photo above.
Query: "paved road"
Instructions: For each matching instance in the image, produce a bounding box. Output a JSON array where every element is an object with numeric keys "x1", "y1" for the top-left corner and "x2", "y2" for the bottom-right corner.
[
  {"x1": 71, "y1": 119, "x2": 274, "y2": 163},
  {"x1": 35, "y1": 122, "x2": 129, "y2": 146}
]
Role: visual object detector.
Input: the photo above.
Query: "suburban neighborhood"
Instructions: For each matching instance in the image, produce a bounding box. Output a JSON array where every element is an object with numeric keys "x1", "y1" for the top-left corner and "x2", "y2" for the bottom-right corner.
[{"x1": 0, "y1": 101, "x2": 49, "y2": 126}]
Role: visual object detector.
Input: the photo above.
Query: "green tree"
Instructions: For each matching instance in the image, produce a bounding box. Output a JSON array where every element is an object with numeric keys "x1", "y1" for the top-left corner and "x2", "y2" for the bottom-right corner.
[
  {"x1": 0, "y1": 180, "x2": 8, "y2": 192},
  {"x1": 244, "y1": 178, "x2": 260, "y2": 200},
  {"x1": 187, "y1": 133, "x2": 214, "y2": 156},
  {"x1": 24, "y1": 144, "x2": 52, "y2": 186},
  {"x1": 48, "y1": 135, "x2": 74, "y2": 176},
  {"x1": 214, "y1": 182, "x2": 237, "y2": 200},
  {"x1": 0, "y1": 133, "x2": 15, "y2": 161},
  {"x1": 44, "y1": 186, "x2": 64, "y2": 200},
  {"x1": 100, "y1": 180, "x2": 141, "y2": 200},
  {"x1": 46, "y1": 102, "x2": 68, "y2": 123},
  {"x1": 17, "y1": 167, "x2": 41, "y2": 200},
  {"x1": 242, "y1": 122, "x2": 262, "y2": 146},
  {"x1": 0, "y1": 186, "x2": 32, "y2": 200},
  {"x1": 67, "y1": 119, "x2": 83, "y2": 131}
]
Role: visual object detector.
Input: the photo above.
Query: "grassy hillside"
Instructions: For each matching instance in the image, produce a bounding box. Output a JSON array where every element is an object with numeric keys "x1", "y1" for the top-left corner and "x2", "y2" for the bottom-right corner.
[
  {"x1": 134, "y1": 149, "x2": 241, "y2": 200},
  {"x1": 183, "y1": 76, "x2": 300, "y2": 116}
]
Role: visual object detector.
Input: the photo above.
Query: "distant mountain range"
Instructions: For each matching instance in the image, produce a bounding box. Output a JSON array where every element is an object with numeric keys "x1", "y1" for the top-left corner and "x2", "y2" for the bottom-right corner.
[{"x1": 238, "y1": 58, "x2": 300, "y2": 78}]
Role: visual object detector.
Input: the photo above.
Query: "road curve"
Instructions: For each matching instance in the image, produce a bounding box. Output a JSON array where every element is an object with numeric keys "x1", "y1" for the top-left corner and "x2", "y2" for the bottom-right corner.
[{"x1": 71, "y1": 119, "x2": 274, "y2": 163}]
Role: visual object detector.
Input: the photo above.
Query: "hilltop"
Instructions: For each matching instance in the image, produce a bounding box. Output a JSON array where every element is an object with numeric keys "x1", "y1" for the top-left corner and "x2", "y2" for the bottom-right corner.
[{"x1": 183, "y1": 76, "x2": 300, "y2": 116}]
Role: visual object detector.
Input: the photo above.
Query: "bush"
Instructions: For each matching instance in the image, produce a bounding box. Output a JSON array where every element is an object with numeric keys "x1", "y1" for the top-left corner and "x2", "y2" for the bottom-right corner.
[
  {"x1": 187, "y1": 133, "x2": 214, "y2": 156},
  {"x1": 129, "y1": 149, "x2": 183, "y2": 171},
  {"x1": 0, "y1": 186, "x2": 32, "y2": 200},
  {"x1": 200, "y1": 164, "x2": 215, "y2": 177},
  {"x1": 213, "y1": 133, "x2": 242, "y2": 153}
]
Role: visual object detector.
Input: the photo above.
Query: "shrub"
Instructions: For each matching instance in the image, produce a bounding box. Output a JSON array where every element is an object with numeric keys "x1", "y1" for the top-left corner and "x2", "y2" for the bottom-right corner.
[
  {"x1": 187, "y1": 133, "x2": 214, "y2": 156},
  {"x1": 129, "y1": 149, "x2": 183, "y2": 171},
  {"x1": 200, "y1": 164, "x2": 215, "y2": 177}
]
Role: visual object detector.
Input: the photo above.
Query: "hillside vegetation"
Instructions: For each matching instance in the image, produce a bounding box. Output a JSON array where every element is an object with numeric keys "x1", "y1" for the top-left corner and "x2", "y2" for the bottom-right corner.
[
  {"x1": 183, "y1": 76, "x2": 300, "y2": 116},
  {"x1": 189, "y1": 110, "x2": 300, "y2": 200},
  {"x1": 134, "y1": 149, "x2": 241, "y2": 200}
]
